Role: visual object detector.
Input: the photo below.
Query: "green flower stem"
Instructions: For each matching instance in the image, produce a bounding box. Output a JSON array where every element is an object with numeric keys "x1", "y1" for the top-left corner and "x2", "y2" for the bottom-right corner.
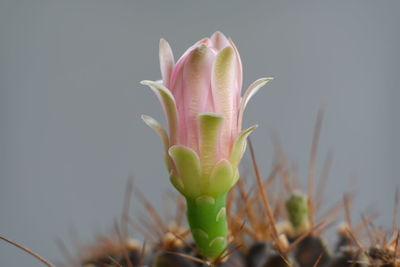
[{"x1": 186, "y1": 194, "x2": 228, "y2": 260}]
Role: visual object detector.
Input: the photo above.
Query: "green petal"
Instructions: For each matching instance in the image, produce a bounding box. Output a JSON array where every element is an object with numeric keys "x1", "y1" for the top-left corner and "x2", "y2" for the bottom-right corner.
[
  {"x1": 168, "y1": 145, "x2": 202, "y2": 198},
  {"x1": 140, "y1": 80, "x2": 178, "y2": 144},
  {"x1": 230, "y1": 125, "x2": 258, "y2": 168},
  {"x1": 208, "y1": 159, "x2": 234, "y2": 196},
  {"x1": 237, "y1": 78, "x2": 273, "y2": 129},
  {"x1": 198, "y1": 112, "x2": 224, "y2": 177}
]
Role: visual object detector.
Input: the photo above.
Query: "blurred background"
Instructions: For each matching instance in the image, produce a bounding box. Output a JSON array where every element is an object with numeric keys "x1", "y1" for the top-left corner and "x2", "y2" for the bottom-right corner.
[{"x1": 0, "y1": 0, "x2": 399, "y2": 266}]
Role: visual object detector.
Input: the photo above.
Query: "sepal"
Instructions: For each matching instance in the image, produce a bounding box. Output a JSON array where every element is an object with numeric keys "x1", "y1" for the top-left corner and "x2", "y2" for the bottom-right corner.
[
  {"x1": 230, "y1": 125, "x2": 258, "y2": 167},
  {"x1": 237, "y1": 77, "x2": 273, "y2": 129},
  {"x1": 140, "y1": 80, "x2": 179, "y2": 144},
  {"x1": 168, "y1": 145, "x2": 202, "y2": 198},
  {"x1": 141, "y1": 115, "x2": 169, "y2": 152},
  {"x1": 207, "y1": 159, "x2": 234, "y2": 196}
]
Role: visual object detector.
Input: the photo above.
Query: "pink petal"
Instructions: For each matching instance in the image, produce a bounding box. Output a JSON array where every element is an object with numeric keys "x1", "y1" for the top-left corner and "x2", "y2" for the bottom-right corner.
[
  {"x1": 172, "y1": 71, "x2": 187, "y2": 146},
  {"x1": 228, "y1": 39, "x2": 243, "y2": 113},
  {"x1": 210, "y1": 31, "x2": 230, "y2": 51},
  {"x1": 182, "y1": 45, "x2": 215, "y2": 151},
  {"x1": 159, "y1": 39, "x2": 175, "y2": 89},
  {"x1": 169, "y1": 38, "x2": 210, "y2": 91},
  {"x1": 211, "y1": 47, "x2": 237, "y2": 158}
]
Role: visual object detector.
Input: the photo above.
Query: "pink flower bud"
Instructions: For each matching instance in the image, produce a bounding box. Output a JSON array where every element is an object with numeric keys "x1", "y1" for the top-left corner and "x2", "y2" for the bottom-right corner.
[
  {"x1": 164, "y1": 32, "x2": 240, "y2": 160},
  {"x1": 142, "y1": 31, "x2": 272, "y2": 196}
]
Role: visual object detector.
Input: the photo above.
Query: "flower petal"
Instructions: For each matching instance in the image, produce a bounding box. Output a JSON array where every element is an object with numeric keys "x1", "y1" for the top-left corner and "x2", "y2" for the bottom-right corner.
[
  {"x1": 159, "y1": 39, "x2": 175, "y2": 88},
  {"x1": 168, "y1": 145, "x2": 202, "y2": 198},
  {"x1": 198, "y1": 112, "x2": 224, "y2": 176},
  {"x1": 228, "y1": 39, "x2": 243, "y2": 110},
  {"x1": 140, "y1": 80, "x2": 179, "y2": 144},
  {"x1": 211, "y1": 46, "x2": 236, "y2": 157},
  {"x1": 237, "y1": 78, "x2": 273, "y2": 130},
  {"x1": 170, "y1": 38, "x2": 210, "y2": 91},
  {"x1": 210, "y1": 31, "x2": 230, "y2": 51},
  {"x1": 183, "y1": 45, "x2": 215, "y2": 151},
  {"x1": 230, "y1": 125, "x2": 258, "y2": 168}
]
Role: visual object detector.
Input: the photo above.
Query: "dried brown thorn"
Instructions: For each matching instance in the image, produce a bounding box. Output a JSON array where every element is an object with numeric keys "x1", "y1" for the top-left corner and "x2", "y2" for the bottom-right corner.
[{"x1": 0, "y1": 235, "x2": 55, "y2": 267}]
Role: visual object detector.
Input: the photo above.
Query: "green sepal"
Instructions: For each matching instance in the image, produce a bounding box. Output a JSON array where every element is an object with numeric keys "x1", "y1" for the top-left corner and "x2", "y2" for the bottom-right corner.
[
  {"x1": 237, "y1": 77, "x2": 273, "y2": 129},
  {"x1": 140, "y1": 80, "x2": 178, "y2": 144},
  {"x1": 230, "y1": 125, "x2": 258, "y2": 167},
  {"x1": 207, "y1": 159, "x2": 234, "y2": 197},
  {"x1": 169, "y1": 173, "x2": 185, "y2": 196},
  {"x1": 141, "y1": 114, "x2": 169, "y2": 151},
  {"x1": 141, "y1": 115, "x2": 175, "y2": 174},
  {"x1": 168, "y1": 145, "x2": 201, "y2": 198},
  {"x1": 231, "y1": 167, "x2": 240, "y2": 188}
]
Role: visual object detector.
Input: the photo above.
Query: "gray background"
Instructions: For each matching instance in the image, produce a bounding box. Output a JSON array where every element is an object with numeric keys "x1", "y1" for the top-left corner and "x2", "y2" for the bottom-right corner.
[{"x1": 0, "y1": 0, "x2": 399, "y2": 266}]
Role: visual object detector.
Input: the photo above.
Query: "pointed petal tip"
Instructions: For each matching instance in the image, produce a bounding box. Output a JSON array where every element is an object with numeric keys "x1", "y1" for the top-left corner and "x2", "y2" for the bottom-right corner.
[
  {"x1": 240, "y1": 124, "x2": 258, "y2": 135},
  {"x1": 141, "y1": 114, "x2": 153, "y2": 123},
  {"x1": 140, "y1": 114, "x2": 165, "y2": 133},
  {"x1": 246, "y1": 124, "x2": 259, "y2": 132},
  {"x1": 263, "y1": 77, "x2": 274, "y2": 81},
  {"x1": 159, "y1": 38, "x2": 172, "y2": 47},
  {"x1": 159, "y1": 38, "x2": 173, "y2": 52},
  {"x1": 140, "y1": 80, "x2": 151, "y2": 86},
  {"x1": 256, "y1": 77, "x2": 274, "y2": 86},
  {"x1": 211, "y1": 31, "x2": 227, "y2": 38},
  {"x1": 140, "y1": 80, "x2": 164, "y2": 87},
  {"x1": 212, "y1": 30, "x2": 223, "y2": 35}
]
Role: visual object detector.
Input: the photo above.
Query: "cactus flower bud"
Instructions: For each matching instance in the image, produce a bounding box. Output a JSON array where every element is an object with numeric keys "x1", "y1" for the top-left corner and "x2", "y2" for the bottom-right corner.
[
  {"x1": 285, "y1": 191, "x2": 311, "y2": 237},
  {"x1": 141, "y1": 32, "x2": 272, "y2": 259}
]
